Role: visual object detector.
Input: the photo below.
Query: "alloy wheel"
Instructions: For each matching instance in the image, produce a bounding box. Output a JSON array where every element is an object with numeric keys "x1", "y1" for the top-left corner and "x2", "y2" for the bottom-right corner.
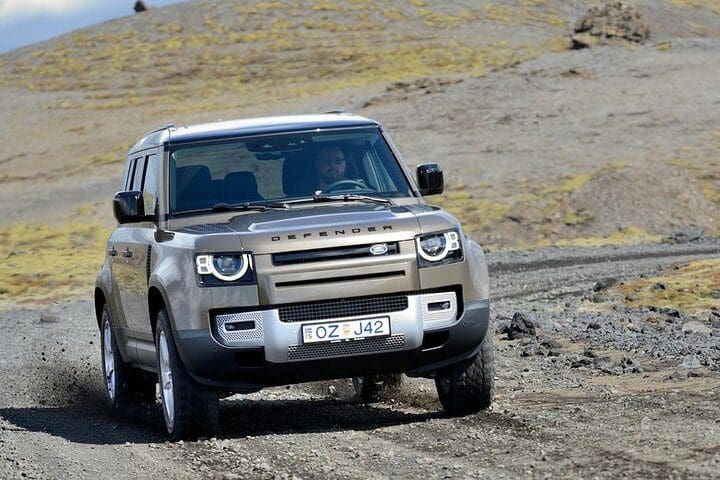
[{"x1": 158, "y1": 330, "x2": 175, "y2": 430}]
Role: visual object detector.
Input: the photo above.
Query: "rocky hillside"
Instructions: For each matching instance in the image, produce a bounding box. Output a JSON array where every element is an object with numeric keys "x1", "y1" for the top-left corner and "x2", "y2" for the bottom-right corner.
[{"x1": 1, "y1": 0, "x2": 720, "y2": 307}]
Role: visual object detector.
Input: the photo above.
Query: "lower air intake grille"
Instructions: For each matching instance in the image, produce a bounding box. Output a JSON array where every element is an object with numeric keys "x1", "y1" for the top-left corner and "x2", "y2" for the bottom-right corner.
[
  {"x1": 278, "y1": 294, "x2": 409, "y2": 323},
  {"x1": 287, "y1": 335, "x2": 405, "y2": 361},
  {"x1": 214, "y1": 311, "x2": 264, "y2": 344}
]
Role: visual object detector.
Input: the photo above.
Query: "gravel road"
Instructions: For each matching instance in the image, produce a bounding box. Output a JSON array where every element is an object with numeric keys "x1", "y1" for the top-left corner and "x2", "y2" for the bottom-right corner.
[{"x1": 2, "y1": 241, "x2": 719, "y2": 479}]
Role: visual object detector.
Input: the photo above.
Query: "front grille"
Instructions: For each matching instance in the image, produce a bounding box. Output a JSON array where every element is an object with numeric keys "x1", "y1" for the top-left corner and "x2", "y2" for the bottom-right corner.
[
  {"x1": 287, "y1": 335, "x2": 405, "y2": 361},
  {"x1": 279, "y1": 294, "x2": 409, "y2": 323},
  {"x1": 273, "y1": 242, "x2": 399, "y2": 266},
  {"x1": 275, "y1": 270, "x2": 404, "y2": 288}
]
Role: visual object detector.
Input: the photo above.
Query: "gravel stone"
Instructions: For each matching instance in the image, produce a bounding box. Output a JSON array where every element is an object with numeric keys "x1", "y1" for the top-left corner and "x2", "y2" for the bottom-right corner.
[{"x1": 682, "y1": 321, "x2": 711, "y2": 335}]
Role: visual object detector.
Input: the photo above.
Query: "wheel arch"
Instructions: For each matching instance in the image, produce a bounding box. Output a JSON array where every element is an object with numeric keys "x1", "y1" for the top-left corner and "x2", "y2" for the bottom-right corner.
[
  {"x1": 94, "y1": 287, "x2": 108, "y2": 329},
  {"x1": 148, "y1": 285, "x2": 170, "y2": 337}
]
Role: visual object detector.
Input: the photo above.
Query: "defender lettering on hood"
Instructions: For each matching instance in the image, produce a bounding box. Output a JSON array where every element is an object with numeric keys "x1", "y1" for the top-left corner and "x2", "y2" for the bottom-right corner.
[{"x1": 271, "y1": 225, "x2": 393, "y2": 241}]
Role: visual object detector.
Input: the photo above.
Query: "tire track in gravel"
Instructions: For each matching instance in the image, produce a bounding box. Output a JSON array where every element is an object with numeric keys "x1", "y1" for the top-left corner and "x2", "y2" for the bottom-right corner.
[{"x1": 488, "y1": 239, "x2": 720, "y2": 301}]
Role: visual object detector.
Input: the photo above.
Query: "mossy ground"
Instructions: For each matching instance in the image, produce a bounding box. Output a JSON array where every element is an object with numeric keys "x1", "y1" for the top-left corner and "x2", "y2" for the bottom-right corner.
[
  {"x1": 0, "y1": 0, "x2": 569, "y2": 112},
  {"x1": 618, "y1": 258, "x2": 720, "y2": 314},
  {"x1": 665, "y1": 133, "x2": 720, "y2": 236},
  {"x1": 433, "y1": 161, "x2": 659, "y2": 249},
  {"x1": 0, "y1": 215, "x2": 110, "y2": 309},
  {"x1": 665, "y1": 0, "x2": 720, "y2": 15}
]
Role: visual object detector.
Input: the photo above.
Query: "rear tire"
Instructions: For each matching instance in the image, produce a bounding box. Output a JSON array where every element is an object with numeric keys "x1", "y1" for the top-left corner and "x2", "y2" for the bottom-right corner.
[
  {"x1": 352, "y1": 373, "x2": 403, "y2": 400},
  {"x1": 155, "y1": 308, "x2": 219, "y2": 440},
  {"x1": 435, "y1": 335, "x2": 494, "y2": 416},
  {"x1": 100, "y1": 304, "x2": 155, "y2": 410}
]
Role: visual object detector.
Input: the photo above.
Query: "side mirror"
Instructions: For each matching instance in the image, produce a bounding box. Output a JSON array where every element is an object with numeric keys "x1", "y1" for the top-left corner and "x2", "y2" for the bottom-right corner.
[
  {"x1": 113, "y1": 191, "x2": 146, "y2": 224},
  {"x1": 416, "y1": 163, "x2": 444, "y2": 196}
]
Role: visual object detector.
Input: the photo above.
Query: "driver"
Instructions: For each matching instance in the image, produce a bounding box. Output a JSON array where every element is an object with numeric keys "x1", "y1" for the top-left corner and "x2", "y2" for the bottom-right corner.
[{"x1": 314, "y1": 145, "x2": 346, "y2": 192}]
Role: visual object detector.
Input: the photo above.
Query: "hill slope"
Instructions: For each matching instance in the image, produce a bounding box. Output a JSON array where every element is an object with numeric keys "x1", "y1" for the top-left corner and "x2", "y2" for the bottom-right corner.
[{"x1": 0, "y1": 0, "x2": 719, "y2": 306}]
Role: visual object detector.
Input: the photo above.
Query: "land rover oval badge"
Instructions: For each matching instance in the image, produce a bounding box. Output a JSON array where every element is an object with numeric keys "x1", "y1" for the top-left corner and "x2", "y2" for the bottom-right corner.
[{"x1": 369, "y1": 243, "x2": 389, "y2": 256}]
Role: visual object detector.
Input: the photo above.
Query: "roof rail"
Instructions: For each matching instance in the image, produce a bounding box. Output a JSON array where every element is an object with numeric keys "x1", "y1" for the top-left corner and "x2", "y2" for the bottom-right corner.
[
  {"x1": 143, "y1": 123, "x2": 176, "y2": 137},
  {"x1": 323, "y1": 109, "x2": 350, "y2": 115}
]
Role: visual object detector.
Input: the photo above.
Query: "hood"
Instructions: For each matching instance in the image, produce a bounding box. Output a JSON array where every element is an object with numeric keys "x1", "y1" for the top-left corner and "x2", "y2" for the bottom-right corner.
[{"x1": 175, "y1": 203, "x2": 460, "y2": 254}]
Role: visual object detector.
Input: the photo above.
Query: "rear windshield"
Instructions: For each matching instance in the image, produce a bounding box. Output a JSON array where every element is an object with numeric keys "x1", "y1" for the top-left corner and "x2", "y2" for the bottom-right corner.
[{"x1": 168, "y1": 127, "x2": 413, "y2": 214}]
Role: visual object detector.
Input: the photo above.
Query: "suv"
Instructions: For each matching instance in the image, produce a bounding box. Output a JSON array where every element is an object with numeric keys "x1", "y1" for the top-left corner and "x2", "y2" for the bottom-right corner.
[{"x1": 95, "y1": 113, "x2": 492, "y2": 439}]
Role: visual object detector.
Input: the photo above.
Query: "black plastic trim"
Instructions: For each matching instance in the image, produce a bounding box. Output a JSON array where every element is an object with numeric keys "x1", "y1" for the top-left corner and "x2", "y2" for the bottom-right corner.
[
  {"x1": 275, "y1": 270, "x2": 404, "y2": 288},
  {"x1": 209, "y1": 285, "x2": 464, "y2": 317},
  {"x1": 272, "y1": 242, "x2": 399, "y2": 266},
  {"x1": 176, "y1": 299, "x2": 488, "y2": 390}
]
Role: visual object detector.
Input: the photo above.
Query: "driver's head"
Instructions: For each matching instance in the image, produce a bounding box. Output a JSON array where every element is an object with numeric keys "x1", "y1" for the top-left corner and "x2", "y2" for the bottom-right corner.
[{"x1": 315, "y1": 145, "x2": 346, "y2": 187}]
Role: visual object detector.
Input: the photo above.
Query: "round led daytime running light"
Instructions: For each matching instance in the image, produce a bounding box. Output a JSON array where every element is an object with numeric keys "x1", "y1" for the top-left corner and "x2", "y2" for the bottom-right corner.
[
  {"x1": 210, "y1": 254, "x2": 250, "y2": 281},
  {"x1": 197, "y1": 254, "x2": 251, "y2": 281},
  {"x1": 417, "y1": 231, "x2": 461, "y2": 262}
]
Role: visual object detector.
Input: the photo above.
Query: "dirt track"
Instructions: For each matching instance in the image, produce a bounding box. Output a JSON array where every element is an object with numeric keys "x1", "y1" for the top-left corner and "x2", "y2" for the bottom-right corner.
[{"x1": 2, "y1": 241, "x2": 719, "y2": 479}]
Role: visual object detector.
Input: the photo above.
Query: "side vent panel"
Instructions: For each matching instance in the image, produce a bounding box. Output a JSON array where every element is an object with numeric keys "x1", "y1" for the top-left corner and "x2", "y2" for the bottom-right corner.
[{"x1": 146, "y1": 245, "x2": 152, "y2": 285}]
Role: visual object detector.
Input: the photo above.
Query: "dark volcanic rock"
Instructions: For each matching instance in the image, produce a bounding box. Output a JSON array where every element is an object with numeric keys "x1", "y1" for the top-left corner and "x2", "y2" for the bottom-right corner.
[
  {"x1": 571, "y1": 2, "x2": 650, "y2": 49},
  {"x1": 503, "y1": 312, "x2": 538, "y2": 340},
  {"x1": 593, "y1": 277, "x2": 617, "y2": 292},
  {"x1": 39, "y1": 313, "x2": 59, "y2": 324},
  {"x1": 664, "y1": 225, "x2": 705, "y2": 244},
  {"x1": 709, "y1": 310, "x2": 720, "y2": 328},
  {"x1": 521, "y1": 343, "x2": 548, "y2": 357},
  {"x1": 134, "y1": 1, "x2": 147, "y2": 13},
  {"x1": 650, "y1": 282, "x2": 666, "y2": 291}
]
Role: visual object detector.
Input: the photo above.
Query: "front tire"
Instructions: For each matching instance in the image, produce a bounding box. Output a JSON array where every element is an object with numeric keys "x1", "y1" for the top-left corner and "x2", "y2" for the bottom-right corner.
[
  {"x1": 435, "y1": 335, "x2": 494, "y2": 416},
  {"x1": 352, "y1": 373, "x2": 403, "y2": 400},
  {"x1": 155, "y1": 308, "x2": 219, "y2": 440},
  {"x1": 100, "y1": 304, "x2": 156, "y2": 410}
]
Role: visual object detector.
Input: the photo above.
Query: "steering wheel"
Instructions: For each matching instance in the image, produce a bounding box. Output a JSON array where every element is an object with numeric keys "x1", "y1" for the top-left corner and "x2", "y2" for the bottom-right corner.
[{"x1": 324, "y1": 179, "x2": 373, "y2": 193}]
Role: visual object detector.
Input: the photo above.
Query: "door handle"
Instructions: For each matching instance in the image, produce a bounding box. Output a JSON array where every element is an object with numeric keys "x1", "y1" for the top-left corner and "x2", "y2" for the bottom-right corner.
[
  {"x1": 122, "y1": 248, "x2": 133, "y2": 258},
  {"x1": 107, "y1": 246, "x2": 118, "y2": 257}
]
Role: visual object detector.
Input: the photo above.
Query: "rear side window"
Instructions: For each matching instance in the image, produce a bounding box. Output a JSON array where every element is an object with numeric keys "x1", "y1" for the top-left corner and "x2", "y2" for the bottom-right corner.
[
  {"x1": 142, "y1": 154, "x2": 158, "y2": 214},
  {"x1": 122, "y1": 159, "x2": 133, "y2": 190},
  {"x1": 131, "y1": 156, "x2": 146, "y2": 190}
]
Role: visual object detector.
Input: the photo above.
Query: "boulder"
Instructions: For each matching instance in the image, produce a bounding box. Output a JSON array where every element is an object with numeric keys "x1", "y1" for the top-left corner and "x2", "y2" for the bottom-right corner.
[
  {"x1": 593, "y1": 277, "x2": 617, "y2": 292},
  {"x1": 502, "y1": 312, "x2": 538, "y2": 340},
  {"x1": 571, "y1": 2, "x2": 650, "y2": 49}
]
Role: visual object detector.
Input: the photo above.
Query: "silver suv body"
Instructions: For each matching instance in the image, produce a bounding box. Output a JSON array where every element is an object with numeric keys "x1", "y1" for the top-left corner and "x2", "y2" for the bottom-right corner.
[{"x1": 94, "y1": 113, "x2": 492, "y2": 439}]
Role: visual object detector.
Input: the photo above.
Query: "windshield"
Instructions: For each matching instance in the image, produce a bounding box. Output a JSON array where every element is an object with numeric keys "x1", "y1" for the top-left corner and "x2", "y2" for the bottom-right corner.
[{"x1": 168, "y1": 127, "x2": 414, "y2": 214}]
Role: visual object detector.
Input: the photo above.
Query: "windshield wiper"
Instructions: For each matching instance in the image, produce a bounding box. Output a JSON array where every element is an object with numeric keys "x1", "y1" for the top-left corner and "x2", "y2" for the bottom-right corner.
[
  {"x1": 211, "y1": 201, "x2": 289, "y2": 212},
  {"x1": 286, "y1": 192, "x2": 393, "y2": 206}
]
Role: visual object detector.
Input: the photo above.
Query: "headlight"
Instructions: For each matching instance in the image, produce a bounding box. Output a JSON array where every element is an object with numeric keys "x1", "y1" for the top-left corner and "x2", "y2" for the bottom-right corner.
[
  {"x1": 195, "y1": 253, "x2": 254, "y2": 285},
  {"x1": 416, "y1": 230, "x2": 463, "y2": 266}
]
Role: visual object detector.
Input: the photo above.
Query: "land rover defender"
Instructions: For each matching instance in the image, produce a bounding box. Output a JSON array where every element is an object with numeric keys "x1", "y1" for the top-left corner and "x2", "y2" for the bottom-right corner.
[{"x1": 94, "y1": 113, "x2": 492, "y2": 439}]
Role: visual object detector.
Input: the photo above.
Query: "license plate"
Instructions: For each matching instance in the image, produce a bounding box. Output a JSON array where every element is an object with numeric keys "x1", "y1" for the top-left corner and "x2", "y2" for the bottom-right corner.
[{"x1": 302, "y1": 317, "x2": 390, "y2": 344}]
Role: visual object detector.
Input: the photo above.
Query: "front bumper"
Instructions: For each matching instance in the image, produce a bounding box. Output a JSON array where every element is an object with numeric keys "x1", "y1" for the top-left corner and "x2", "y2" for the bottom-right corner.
[{"x1": 174, "y1": 293, "x2": 490, "y2": 391}]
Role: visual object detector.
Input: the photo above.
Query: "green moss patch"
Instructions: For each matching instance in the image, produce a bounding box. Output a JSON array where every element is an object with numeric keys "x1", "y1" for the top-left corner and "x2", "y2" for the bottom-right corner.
[
  {"x1": 0, "y1": 220, "x2": 110, "y2": 309},
  {"x1": 618, "y1": 258, "x2": 720, "y2": 314}
]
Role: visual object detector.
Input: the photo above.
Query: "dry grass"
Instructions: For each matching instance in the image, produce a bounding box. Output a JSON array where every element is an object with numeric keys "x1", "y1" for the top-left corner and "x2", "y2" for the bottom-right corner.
[
  {"x1": 618, "y1": 258, "x2": 720, "y2": 314},
  {"x1": 665, "y1": 135, "x2": 720, "y2": 235},
  {"x1": 0, "y1": 214, "x2": 110, "y2": 309},
  {"x1": 434, "y1": 161, "x2": 664, "y2": 249},
  {"x1": 0, "y1": 0, "x2": 570, "y2": 111},
  {"x1": 0, "y1": 144, "x2": 127, "y2": 184},
  {"x1": 433, "y1": 187, "x2": 512, "y2": 232},
  {"x1": 665, "y1": 0, "x2": 720, "y2": 15},
  {"x1": 535, "y1": 226, "x2": 662, "y2": 248}
]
